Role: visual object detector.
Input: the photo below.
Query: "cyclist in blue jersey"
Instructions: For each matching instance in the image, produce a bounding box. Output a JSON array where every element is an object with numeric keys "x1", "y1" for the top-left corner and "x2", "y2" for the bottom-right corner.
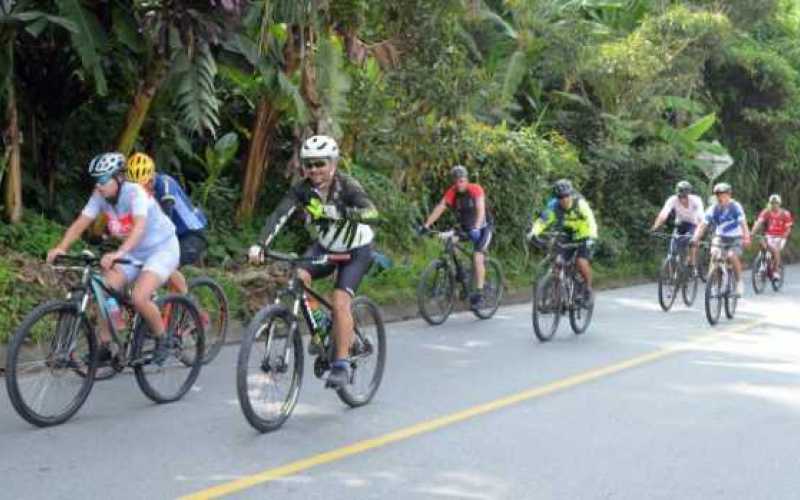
[
  {"x1": 692, "y1": 182, "x2": 751, "y2": 297},
  {"x1": 127, "y1": 153, "x2": 208, "y2": 295}
]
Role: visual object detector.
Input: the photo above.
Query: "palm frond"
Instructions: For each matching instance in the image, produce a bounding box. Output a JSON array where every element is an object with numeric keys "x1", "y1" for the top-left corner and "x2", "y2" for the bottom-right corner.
[
  {"x1": 173, "y1": 41, "x2": 221, "y2": 137},
  {"x1": 54, "y1": 0, "x2": 108, "y2": 95}
]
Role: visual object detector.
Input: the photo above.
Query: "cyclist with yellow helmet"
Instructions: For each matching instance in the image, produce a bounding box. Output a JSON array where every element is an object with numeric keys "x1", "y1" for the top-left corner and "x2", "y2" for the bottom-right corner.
[{"x1": 127, "y1": 153, "x2": 209, "y2": 295}]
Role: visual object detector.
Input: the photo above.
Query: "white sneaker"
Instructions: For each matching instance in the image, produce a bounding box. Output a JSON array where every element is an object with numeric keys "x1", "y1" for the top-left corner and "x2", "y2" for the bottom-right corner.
[{"x1": 735, "y1": 280, "x2": 744, "y2": 297}]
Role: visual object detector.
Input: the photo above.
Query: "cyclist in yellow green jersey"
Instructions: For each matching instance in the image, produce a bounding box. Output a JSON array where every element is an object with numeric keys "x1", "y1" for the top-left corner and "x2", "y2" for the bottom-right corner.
[{"x1": 528, "y1": 179, "x2": 599, "y2": 301}]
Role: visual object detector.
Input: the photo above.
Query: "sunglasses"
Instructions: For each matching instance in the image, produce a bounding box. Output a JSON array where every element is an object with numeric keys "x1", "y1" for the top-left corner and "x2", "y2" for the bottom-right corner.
[
  {"x1": 95, "y1": 174, "x2": 114, "y2": 186},
  {"x1": 303, "y1": 160, "x2": 328, "y2": 170}
]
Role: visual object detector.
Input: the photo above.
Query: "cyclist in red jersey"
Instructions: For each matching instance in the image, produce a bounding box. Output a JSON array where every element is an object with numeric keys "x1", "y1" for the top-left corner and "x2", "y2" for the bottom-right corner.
[
  {"x1": 422, "y1": 165, "x2": 493, "y2": 307},
  {"x1": 751, "y1": 194, "x2": 793, "y2": 281}
]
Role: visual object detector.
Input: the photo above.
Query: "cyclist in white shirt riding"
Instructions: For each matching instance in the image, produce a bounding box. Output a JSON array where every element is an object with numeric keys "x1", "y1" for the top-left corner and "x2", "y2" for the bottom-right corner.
[
  {"x1": 651, "y1": 180, "x2": 705, "y2": 273},
  {"x1": 46, "y1": 153, "x2": 180, "y2": 364}
]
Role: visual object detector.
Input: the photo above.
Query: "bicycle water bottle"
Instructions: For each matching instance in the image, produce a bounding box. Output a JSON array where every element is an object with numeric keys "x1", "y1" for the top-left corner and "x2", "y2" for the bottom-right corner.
[
  {"x1": 311, "y1": 307, "x2": 332, "y2": 338},
  {"x1": 105, "y1": 296, "x2": 126, "y2": 331}
]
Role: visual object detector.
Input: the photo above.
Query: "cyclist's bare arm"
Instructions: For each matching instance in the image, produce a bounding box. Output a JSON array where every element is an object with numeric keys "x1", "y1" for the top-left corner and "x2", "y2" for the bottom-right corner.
[
  {"x1": 48, "y1": 214, "x2": 95, "y2": 263},
  {"x1": 424, "y1": 199, "x2": 448, "y2": 228},
  {"x1": 691, "y1": 222, "x2": 707, "y2": 244},
  {"x1": 474, "y1": 196, "x2": 486, "y2": 229}
]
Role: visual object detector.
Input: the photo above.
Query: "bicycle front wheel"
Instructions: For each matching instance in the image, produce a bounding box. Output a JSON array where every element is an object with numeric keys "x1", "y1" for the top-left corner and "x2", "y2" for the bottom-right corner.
[
  {"x1": 771, "y1": 262, "x2": 784, "y2": 291},
  {"x1": 569, "y1": 277, "x2": 594, "y2": 335},
  {"x1": 417, "y1": 259, "x2": 455, "y2": 325},
  {"x1": 5, "y1": 300, "x2": 96, "y2": 427},
  {"x1": 704, "y1": 268, "x2": 723, "y2": 326},
  {"x1": 133, "y1": 294, "x2": 205, "y2": 404},
  {"x1": 532, "y1": 273, "x2": 561, "y2": 342},
  {"x1": 237, "y1": 305, "x2": 303, "y2": 432},
  {"x1": 337, "y1": 296, "x2": 387, "y2": 408},
  {"x1": 751, "y1": 253, "x2": 767, "y2": 295},
  {"x1": 187, "y1": 276, "x2": 229, "y2": 364},
  {"x1": 471, "y1": 258, "x2": 504, "y2": 320},
  {"x1": 682, "y1": 267, "x2": 699, "y2": 307},
  {"x1": 658, "y1": 258, "x2": 678, "y2": 312},
  {"x1": 724, "y1": 270, "x2": 738, "y2": 319}
]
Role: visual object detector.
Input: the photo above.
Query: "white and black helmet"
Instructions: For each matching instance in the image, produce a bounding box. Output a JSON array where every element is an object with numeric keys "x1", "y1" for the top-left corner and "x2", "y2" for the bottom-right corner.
[
  {"x1": 451, "y1": 165, "x2": 468, "y2": 179},
  {"x1": 712, "y1": 182, "x2": 732, "y2": 194},
  {"x1": 769, "y1": 193, "x2": 782, "y2": 204},
  {"x1": 300, "y1": 135, "x2": 339, "y2": 161},
  {"x1": 88, "y1": 152, "x2": 125, "y2": 178}
]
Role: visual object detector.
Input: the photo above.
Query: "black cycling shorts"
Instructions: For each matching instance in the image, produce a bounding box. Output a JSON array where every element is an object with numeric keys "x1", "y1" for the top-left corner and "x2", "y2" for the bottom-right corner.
[
  {"x1": 179, "y1": 231, "x2": 208, "y2": 267},
  {"x1": 300, "y1": 243, "x2": 374, "y2": 296},
  {"x1": 560, "y1": 240, "x2": 594, "y2": 262}
]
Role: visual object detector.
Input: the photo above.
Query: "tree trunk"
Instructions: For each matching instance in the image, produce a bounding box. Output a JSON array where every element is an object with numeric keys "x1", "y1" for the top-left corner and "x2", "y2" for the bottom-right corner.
[
  {"x1": 236, "y1": 97, "x2": 281, "y2": 222},
  {"x1": 4, "y1": 78, "x2": 22, "y2": 223},
  {"x1": 115, "y1": 58, "x2": 167, "y2": 155}
]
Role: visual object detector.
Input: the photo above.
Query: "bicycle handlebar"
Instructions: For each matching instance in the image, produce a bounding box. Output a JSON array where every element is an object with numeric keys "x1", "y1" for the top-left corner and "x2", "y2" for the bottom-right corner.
[
  {"x1": 264, "y1": 249, "x2": 351, "y2": 266},
  {"x1": 52, "y1": 252, "x2": 141, "y2": 269}
]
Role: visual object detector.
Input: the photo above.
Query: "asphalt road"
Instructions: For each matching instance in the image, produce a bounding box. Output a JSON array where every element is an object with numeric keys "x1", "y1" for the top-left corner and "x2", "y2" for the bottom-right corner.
[{"x1": 2, "y1": 267, "x2": 799, "y2": 499}]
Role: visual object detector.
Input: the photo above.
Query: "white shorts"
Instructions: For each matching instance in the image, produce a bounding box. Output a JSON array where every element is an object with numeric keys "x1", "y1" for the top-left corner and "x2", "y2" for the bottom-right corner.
[
  {"x1": 118, "y1": 237, "x2": 180, "y2": 285},
  {"x1": 766, "y1": 236, "x2": 786, "y2": 251}
]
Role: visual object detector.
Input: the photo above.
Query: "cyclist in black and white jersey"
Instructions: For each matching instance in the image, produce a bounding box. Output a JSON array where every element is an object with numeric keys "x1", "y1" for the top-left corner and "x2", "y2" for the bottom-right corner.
[{"x1": 248, "y1": 135, "x2": 379, "y2": 388}]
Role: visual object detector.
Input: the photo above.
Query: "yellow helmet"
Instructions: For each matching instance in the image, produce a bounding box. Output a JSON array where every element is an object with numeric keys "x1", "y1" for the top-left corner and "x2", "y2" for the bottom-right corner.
[{"x1": 127, "y1": 152, "x2": 155, "y2": 184}]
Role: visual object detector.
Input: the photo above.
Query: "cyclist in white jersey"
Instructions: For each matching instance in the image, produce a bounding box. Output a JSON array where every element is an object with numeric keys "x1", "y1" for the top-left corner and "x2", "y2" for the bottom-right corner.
[
  {"x1": 46, "y1": 153, "x2": 180, "y2": 364},
  {"x1": 651, "y1": 180, "x2": 705, "y2": 272}
]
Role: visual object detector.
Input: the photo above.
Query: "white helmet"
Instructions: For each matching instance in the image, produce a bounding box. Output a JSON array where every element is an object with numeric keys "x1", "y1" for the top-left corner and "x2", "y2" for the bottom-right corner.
[
  {"x1": 88, "y1": 152, "x2": 125, "y2": 178},
  {"x1": 300, "y1": 135, "x2": 339, "y2": 161},
  {"x1": 769, "y1": 194, "x2": 782, "y2": 205}
]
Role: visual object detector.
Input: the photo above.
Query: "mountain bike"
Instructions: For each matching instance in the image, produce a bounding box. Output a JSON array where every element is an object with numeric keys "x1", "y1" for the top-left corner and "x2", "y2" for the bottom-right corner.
[
  {"x1": 704, "y1": 240, "x2": 740, "y2": 325},
  {"x1": 416, "y1": 228, "x2": 504, "y2": 325},
  {"x1": 237, "y1": 249, "x2": 386, "y2": 433},
  {"x1": 531, "y1": 232, "x2": 594, "y2": 342},
  {"x1": 751, "y1": 236, "x2": 784, "y2": 294},
  {"x1": 5, "y1": 252, "x2": 205, "y2": 427},
  {"x1": 651, "y1": 231, "x2": 699, "y2": 311}
]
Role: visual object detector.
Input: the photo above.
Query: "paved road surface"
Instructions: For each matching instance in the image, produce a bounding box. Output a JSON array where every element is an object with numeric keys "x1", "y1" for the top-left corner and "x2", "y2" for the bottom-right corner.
[{"x1": 2, "y1": 267, "x2": 799, "y2": 499}]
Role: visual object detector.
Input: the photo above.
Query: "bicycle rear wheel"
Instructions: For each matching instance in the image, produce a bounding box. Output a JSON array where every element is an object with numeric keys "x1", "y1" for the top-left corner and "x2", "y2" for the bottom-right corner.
[
  {"x1": 751, "y1": 252, "x2": 767, "y2": 294},
  {"x1": 532, "y1": 273, "x2": 560, "y2": 342},
  {"x1": 724, "y1": 270, "x2": 738, "y2": 319},
  {"x1": 187, "y1": 276, "x2": 229, "y2": 364},
  {"x1": 237, "y1": 305, "x2": 303, "y2": 432},
  {"x1": 658, "y1": 258, "x2": 678, "y2": 312},
  {"x1": 417, "y1": 259, "x2": 455, "y2": 325},
  {"x1": 5, "y1": 300, "x2": 96, "y2": 427},
  {"x1": 133, "y1": 294, "x2": 205, "y2": 404},
  {"x1": 337, "y1": 297, "x2": 386, "y2": 407},
  {"x1": 704, "y1": 268, "x2": 723, "y2": 326},
  {"x1": 472, "y1": 258, "x2": 504, "y2": 320}
]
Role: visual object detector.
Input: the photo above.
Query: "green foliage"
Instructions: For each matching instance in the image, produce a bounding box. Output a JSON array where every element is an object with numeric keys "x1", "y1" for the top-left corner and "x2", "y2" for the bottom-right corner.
[{"x1": 0, "y1": 211, "x2": 68, "y2": 257}]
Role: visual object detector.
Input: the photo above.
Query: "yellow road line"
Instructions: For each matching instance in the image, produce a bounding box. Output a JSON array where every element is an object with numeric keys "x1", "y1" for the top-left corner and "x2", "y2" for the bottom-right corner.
[{"x1": 181, "y1": 320, "x2": 760, "y2": 500}]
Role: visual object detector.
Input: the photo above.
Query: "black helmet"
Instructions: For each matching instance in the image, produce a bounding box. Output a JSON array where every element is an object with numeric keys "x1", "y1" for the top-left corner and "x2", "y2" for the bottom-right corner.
[
  {"x1": 675, "y1": 180, "x2": 692, "y2": 195},
  {"x1": 712, "y1": 182, "x2": 732, "y2": 194},
  {"x1": 451, "y1": 165, "x2": 468, "y2": 179},
  {"x1": 553, "y1": 179, "x2": 573, "y2": 198}
]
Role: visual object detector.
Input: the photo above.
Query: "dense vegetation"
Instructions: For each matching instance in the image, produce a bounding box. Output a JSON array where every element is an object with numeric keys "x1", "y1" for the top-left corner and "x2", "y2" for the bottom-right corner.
[{"x1": 2, "y1": 0, "x2": 799, "y2": 341}]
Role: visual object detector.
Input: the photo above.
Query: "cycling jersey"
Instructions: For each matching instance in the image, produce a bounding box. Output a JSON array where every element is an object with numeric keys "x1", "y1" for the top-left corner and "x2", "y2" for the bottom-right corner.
[
  {"x1": 153, "y1": 173, "x2": 207, "y2": 236},
  {"x1": 757, "y1": 208, "x2": 793, "y2": 237},
  {"x1": 531, "y1": 195, "x2": 598, "y2": 241},
  {"x1": 259, "y1": 172, "x2": 378, "y2": 252},
  {"x1": 82, "y1": 182, "x2": 176, "y2": 257},
  {"x1": 443, "y1": 183, "x2": 492, "y2": 230},
  {"x1": 659, "y1": 194, "x2": 704, "y2": 226},
  {"x1": 704, "y1": 200, "x2": 746, "y2": 237}
]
